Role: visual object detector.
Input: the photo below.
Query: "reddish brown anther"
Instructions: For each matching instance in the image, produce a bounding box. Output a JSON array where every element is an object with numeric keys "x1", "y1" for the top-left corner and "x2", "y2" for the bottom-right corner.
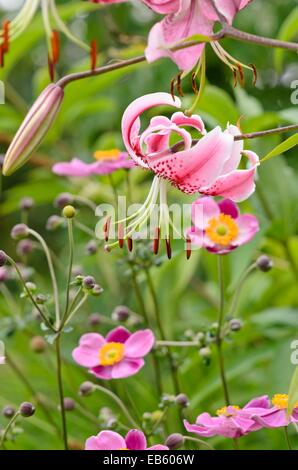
[
  {"x1": 237, "y1": 63, "x2": 244, "y2": 87},
  {"x1": 153, "y1": 227, "x2": 160, "y2": 255},
  {"x1": 51, "y1": 30, "x2": 60, "y2": 65},
  {"x1": 118, "y1": 223, "x2": 124, "y2": 248},
  {"x1": 176, "y1": 72, "x2": 184, "y2": 97},
  {"x1": 165, "y1": 238, "x2": 172, "y2": 260},
  {"x1": 250, "y1": 63, "x2": 258, "y2": 86},
  {"x1": 127, "y1": 237, "x2": 133, "y2": 252},
  {"x1": 191, "y1": 72, "x2": 198, "y2": 95},
  {"x1": 2, "y1": 20, "x2": 10, "y2": 53},
  {"x1": 103, "y1": 216, "x2": 111, "y2": 242},
  {"x1": 48, "y1": 56, "x2": 55, "y2": 82},
  {"x1": 186, "y1": 237, "x2": 192, "y2": 260},
  {"x1": 170, "y1": 78, "x2": 175, "y2": 102},
  {"x1": 90, "y1": 40, "x2": 97, "y2": 72},
  {"x1": 232, "y1": 69, "x2": 238, "y2": 88}
]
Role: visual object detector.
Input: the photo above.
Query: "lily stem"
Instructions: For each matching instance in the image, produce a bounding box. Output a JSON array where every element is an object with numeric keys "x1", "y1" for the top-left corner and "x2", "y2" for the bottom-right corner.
[{"x1": 55, "y1": 335, "x2": 68, "y2": 450}]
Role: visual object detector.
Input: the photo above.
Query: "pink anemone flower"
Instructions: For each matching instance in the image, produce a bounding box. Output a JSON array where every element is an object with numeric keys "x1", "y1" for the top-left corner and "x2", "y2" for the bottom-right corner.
[
  {"x1": 251, "y1": 394, "x2": 298, "y2": 429},
  {"x1": 0, "y1": 341, "x2": 5, "y2": 364},
  {"x1": 85, "y1": 429, "x2": 169, "y2": 450},
  {"x1": 52, "y1": 150, "x2": 134, "y2": 177},
  {"x1": 187, "y1": 196, "x2": 259, "y2": 254},
  {"x1": 72, "y1": 326, "x2": 155, "y2": 379},
  {"x1": 184, "y1": 395, "x2": 271, "y2": 439},
  {"x1": 105, "y1": 92, "x2": 259, "y2": 253}
]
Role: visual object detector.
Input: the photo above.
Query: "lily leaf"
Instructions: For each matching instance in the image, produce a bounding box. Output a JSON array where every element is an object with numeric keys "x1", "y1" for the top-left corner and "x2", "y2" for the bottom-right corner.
[
  {"x1": 261, "y1": 133, "x2": 298, "y2": 162},
  {"x1": 287, "y1": 366, "x2": 298, "y2": 416}
]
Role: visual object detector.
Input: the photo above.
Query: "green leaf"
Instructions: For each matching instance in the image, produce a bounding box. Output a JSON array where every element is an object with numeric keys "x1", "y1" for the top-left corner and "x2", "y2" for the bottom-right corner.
[
  {"x1": 274, "y1": 7, "x2": 298, "y2": 73},
  {"x1": 287, "y1": 367, "x2": 298, "y2": 416},
  {"x1": 261, "y1": 133, "x2": 298, "y2": 162}
]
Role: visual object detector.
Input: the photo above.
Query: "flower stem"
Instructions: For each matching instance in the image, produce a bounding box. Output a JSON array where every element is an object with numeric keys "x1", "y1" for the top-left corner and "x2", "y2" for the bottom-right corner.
[
  {"x1": 28, "y1": 229, "x2": 60, "y2": 328},
  {"x1": 93, "y1": 384, "x2": 139, "y2": 429},
  {"x1": 284, "y1": 426, "x2": 292, "y2": 450},
  {"x1": 145, "y1": 268, "x2": 181, "y2": 397},
  {"x1": 229, "y1": 263, "x2": 257, "y2": 318},
  {"x1": 216, "y1": 256, "x2": 230, "y2": 406},
  {"x1": 55, "y1": 335, "x2": 68, "y2": 450},
  {"x1": 156, "y1": 340, "x2": 199, "y2": 347},
  {"x1": 0, "y1": 411, "x2": 20, "y2": 448},
  {"x1": 183, "y1": 435, "x2": 214, "y2": 450},
  {"x1": 61, "y1": 218, "x2": 74, "y2": 326}
]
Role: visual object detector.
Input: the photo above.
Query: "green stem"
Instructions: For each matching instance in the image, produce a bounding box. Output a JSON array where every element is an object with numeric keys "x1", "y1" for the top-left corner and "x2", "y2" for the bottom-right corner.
[
  {"x1": 93, "y1": 384, "x2": 139, "y2": 429},
  {"x1": 63, "y1": 293, "x2": 88, "y2": 328},
  {"x1": 284, "y1": 426, "x2": 292, "y2": 450},
  {"x1": 55, "y1": 335, "x2": 68, "y2": 450},
  {"x1": 183, "y1": 435, "x2": 214, "y2": 450},
  {"x1": 145, "y1": 269, "x2": 181, "y2": 396},
  {"x1": 156, "y1": 340, "x2": 199, "y2": 347},
  {"x1": 0, "y1": 411, "x2": 20, "y2": 448},
  {"x1": 28, "y1": 229, "x2": 60, "y2": 327},
  {"x1": 62, "y1": 219, "x2": 74, "y2": 326},
  {"x1": 229, "y1": 263, "x2": 257, "y2": 318},
  {"x1": 216, "y1": 256, "x2": 230, "y2": 406}
]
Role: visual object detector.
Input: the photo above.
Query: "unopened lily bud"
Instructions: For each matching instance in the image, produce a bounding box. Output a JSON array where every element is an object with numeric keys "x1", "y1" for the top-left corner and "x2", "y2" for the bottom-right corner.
[
  {"x1": 11, "y1": 224, "x2": 29, "y2": 240},
  {"x1": 175, "y1": 393, "x2": 189, "y2": 408},
  {"x1": 63, "y1": 397, "x2": 76, "y2": 412},
  {"x1": 20, "y1": 402, "x2": 35, "y2": 417},
  {"x1": 112, "y1": 305, "x2": 130, "y2": 322},
  {"x1": 229, "y1": 319, "x2": 243, "y2": 332},
  {"x1": 165, "y1": 433, "x2": 184, "y2": 450},
  {"x1": 46, "y1": 215, "x2": 64, "y2": 231},
  {"x1": 3, "y1": 84, "x2": 64, "y2": 176},
  {"x1": 257, "y1": 255, "x2": 273, "y2": 272},
  {"x1": 83, "y1": 276, "x2": 96, "y2": 290},
  {"x1": 55, "y1": 192, "x2": 73, "y2": 208},
  {"x1": 19, "y1": 197, "x2": 35, "y2": 211}
]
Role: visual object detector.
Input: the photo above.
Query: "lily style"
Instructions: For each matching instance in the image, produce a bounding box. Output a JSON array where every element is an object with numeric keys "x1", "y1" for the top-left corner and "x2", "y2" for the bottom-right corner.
[
  {"x1": 105, "y1": 92, "x2": 259, "y2": 252},
  {"x1": 72, "y1": 326, "x2": 155, "y2": 379},
  {"x1": 187, "y1": 196, "x2": 259, "y2": 254},
  {"x1": 184, "y1": 395, "x2": 272, "y2": 439},
  {"x1": 85, "y1": 429, "x2": 169, "y2": 450},
  {"x1": 52, "y1": 150, "x2": 135, "y2": 177},
  {"x1": 0, "y1": 0, "x2": 92, "y2": 74}
]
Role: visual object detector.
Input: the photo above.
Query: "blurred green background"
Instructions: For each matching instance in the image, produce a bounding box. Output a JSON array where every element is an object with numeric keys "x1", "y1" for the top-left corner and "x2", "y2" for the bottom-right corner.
[{"x1": 0, "y1": 0, "x2": 298, "y2": 450}]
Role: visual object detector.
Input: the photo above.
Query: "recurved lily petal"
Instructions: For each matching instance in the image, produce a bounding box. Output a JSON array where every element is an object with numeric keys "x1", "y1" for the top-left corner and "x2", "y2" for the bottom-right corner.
[{"x1": 3, "y1": 84, "x2": 64, "y2": 176}]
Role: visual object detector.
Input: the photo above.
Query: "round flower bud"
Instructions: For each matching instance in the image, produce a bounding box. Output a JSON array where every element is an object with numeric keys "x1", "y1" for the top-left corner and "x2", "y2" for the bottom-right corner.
[
  {"x1": 229, "y1": 319, "x2": 243, "y2": 332},
  {"x1": 11, "y1": 224, "x2": 29, "y2": 240},
  {"x1": 63, "y1": 398, "x2": 76, "y2": 412},
  {"x1": 165, "y1": 433, "x2": 184, "y2": 450},
  {"x1": 199, "y1": 347, "x2": 212, "y2": 358},
  {"x1": 25, "y1": 282, "x2": 36, "y2": 293},
  {"x1": 62, "y1": 205, "x2": 76, "y2": 219},
  {"x1": 2, "y1": 405, "x2": 16, "y2": 419},
  {"x1": 55, "y1": 192, "x2": 73, "y2": 208},
  {"x1": 257, "y1": 255, "x2": 273, "y2": 272},
  {"x1": 30, "y1": 336, "x2": 47, "y2": 353},
  {"x1": 19, "y1": 402, "x2": 35, "y2": 417},
  {"x1": 91, "y1": 284, "x2": 104, "y2": 296},
  {"x1": 36, "y1": 294, "x2": 47, "y2": 305},
  {"x1": 16, "y1": 239, "x2": 33, "y2": 257},
  {"x1": 19, "y1": 197, "x2": 34, "y2": 211},
  {"x1": 88, "y1": 313, "x2": 101, "y2": 327},
  {"x1": 79, "y1": 381, "x2": 94, "y2": 396},
  {"x1": 46, "y1": 215, "x2": 64, "y2": 231},
  {"x1": 83, "y1": 276, "x2": 96, "y2": 290},
  {"x1": 72, "y1": 265, "x2": 83, "y2": 277},
  {"x1": 86, "y1": 240, "x2": 97, "y2": 255},
  {"x1": 175, "y1": 393, "x2": 189, "y2": 408},
  {"x1": 0, "y1": 250, "x2": 7, "y2": 267},
  {"x1": 112, "y1": 305, "x2": 130, "y2": 322}
]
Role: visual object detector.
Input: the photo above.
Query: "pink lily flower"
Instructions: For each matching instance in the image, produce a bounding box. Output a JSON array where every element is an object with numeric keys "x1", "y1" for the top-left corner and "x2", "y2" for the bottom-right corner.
[
  {"x1": 186, "y1": 196, "x2": 259, "y2": 254},
  {"x1": 251, "y1": 394, "x2": 298, "y2": 429},
  {"x1": 184, "y1": 396, "x2": 271, "y2": 439},
  {"x1": 122, "y1": 92, "x2": 259, "y2": 200},
  {"x1": 0, "y1": 341, "x2": 5, "y2": 365},
  {"x1": 85, "y1": 429, "x2": 168, "y2": 450},
  {"x1": 52, "y1": 150, "x2": 134, "y2": 177},
  {"x1": 72, "y1": 326, "x2": 155, "y2": 379}
]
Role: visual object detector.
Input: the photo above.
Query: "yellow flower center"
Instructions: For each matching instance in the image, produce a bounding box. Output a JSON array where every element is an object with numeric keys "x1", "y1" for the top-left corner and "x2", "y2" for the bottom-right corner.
[
  {"x1": 216, "y1": 405, "x2": 241, "y2": 417},
  {"x1": 93, "y1": 149, "x2": 121, "y2": 161},
  {"x1": 118, "y1": 448, "x2": 129, "y2": 450},
  {"x1": 99, "y1": 342, "x2": 124, "y2": 366},
  {"x1": 205, "y1": 214, "x2": 239, "y2": 246},
  {"x1": 272, "y1": 394, "x2": 298, "y2": 409}
]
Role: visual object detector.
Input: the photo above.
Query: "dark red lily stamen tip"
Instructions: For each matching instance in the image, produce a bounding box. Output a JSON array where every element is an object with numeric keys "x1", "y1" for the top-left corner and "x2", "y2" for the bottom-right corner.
[
  {"x1": 0, "y1": 47, "x2": 4, "y2": 68},
  {"x1": 249, "y1": 63, "x2": 258, "y2": 86},
  {"x1": 165, "y1": 238, "x2": 172, "y2": 260},
  {"x1": 237, "y1": 64, "x2": 245, "y2": 87},
  {"x1": 191, "y1": 72, "x2": 198, "y2": 95},
  {"x1": 176, "y1": 72, "x2": 184, "y2": 97},
  {"x1": 153, "y1": 227, "x2": 160, "y2": 255},
  {"x1": 170, "y1": 78, "x2": 175, "y2": 102},
  {"x1": 103, "y1": 216, "x2": 111, "y2": 242},
  {"x1": 186, "y1": 237, "x2": 192, "y2": 260},
  {"x1": 90, "y1": 40, "x2": 97, "y2": 72},
  {"x1": 127, "y1": 237, "x2": 133, "y2": 252},
  {"x1": 118, "y1": 223, "x2": 124, "y2": 249},
  {"x1": 51, "y1": 30, "x2": 60, "y2": 65},
  {"x1": 48, "y1": 55, "x2": 55, "y2": 82},
  {"x1": 2, "y1": 20, "x2": 10, "y2": 53},
  {"x1": 232, "y1": 69, "x2": 238, "y2": 88}
]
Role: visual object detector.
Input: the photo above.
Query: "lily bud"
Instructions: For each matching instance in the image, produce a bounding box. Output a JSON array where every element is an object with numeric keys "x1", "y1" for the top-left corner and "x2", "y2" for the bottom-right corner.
[{"x1": 3, "y1": 84, "x2": 64, "y2": 176}]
